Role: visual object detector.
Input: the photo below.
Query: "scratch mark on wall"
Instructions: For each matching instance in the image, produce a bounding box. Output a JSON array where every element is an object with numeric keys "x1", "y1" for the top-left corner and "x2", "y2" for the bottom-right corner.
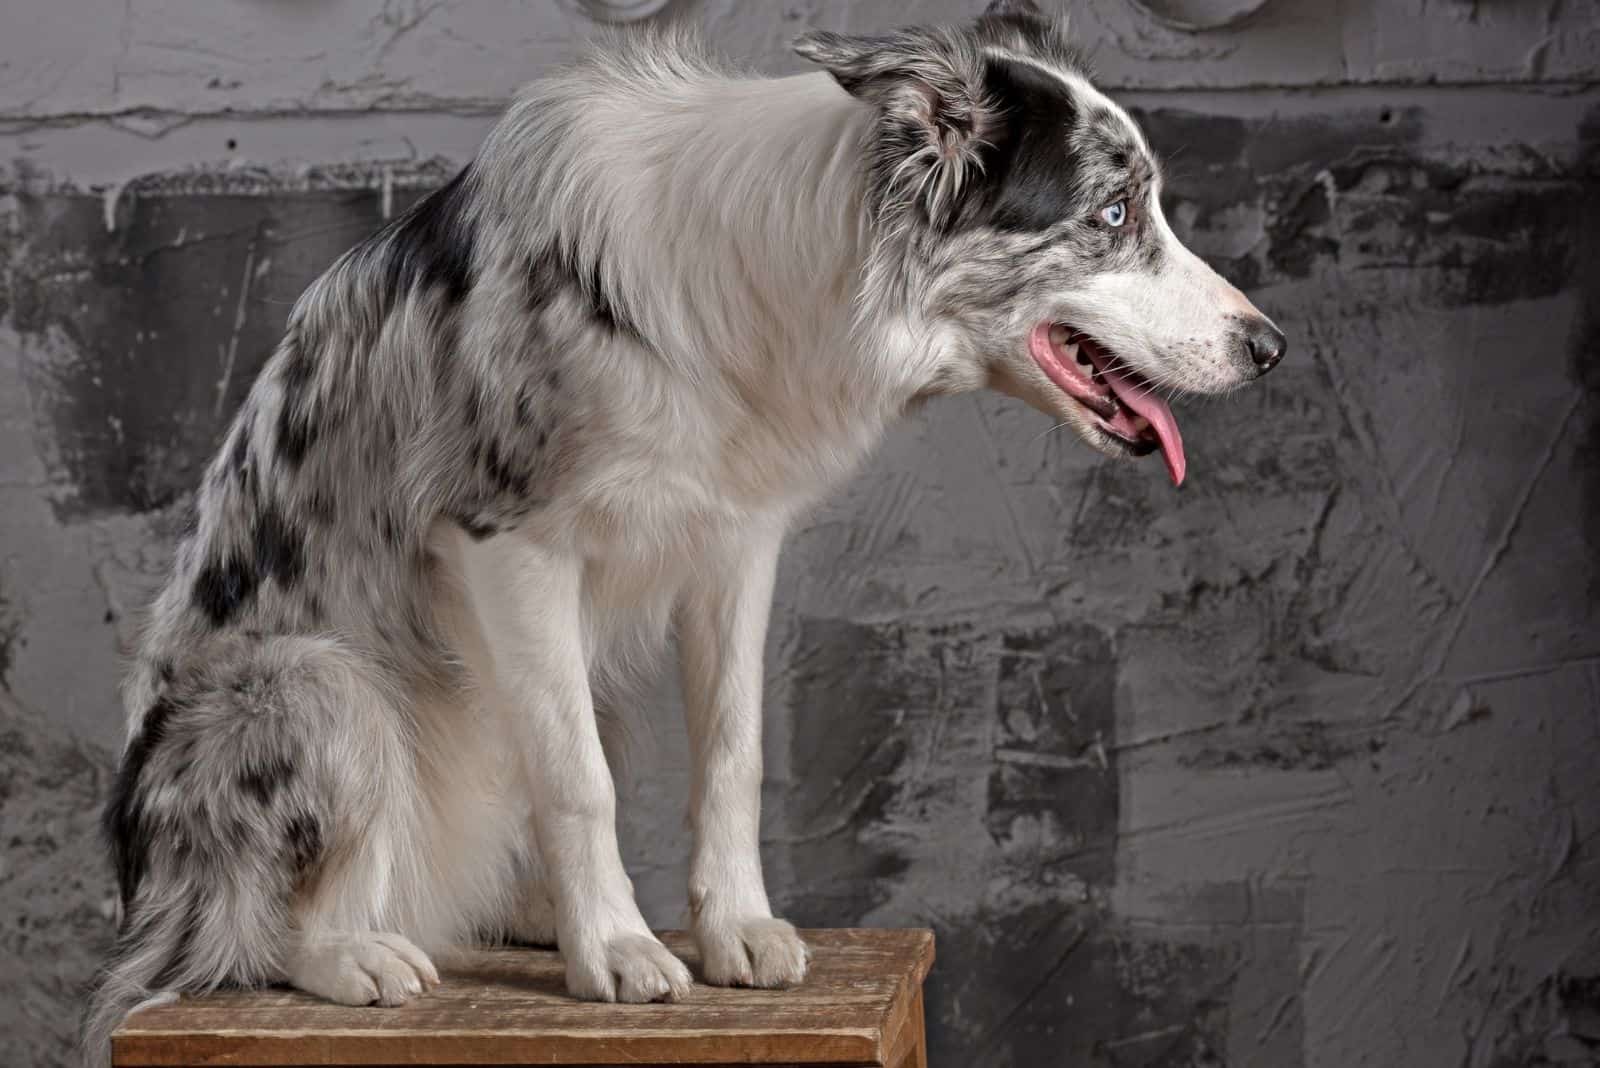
[
  {"x1": 215, "y1": 235, "x2": 258, "y2": 419},
  {"x1": 977, "y1": 922, "x2": 1088, "y2": 1051},
  {"x1": 1389, "y1": 392, "x2": 1585, "y2": 714},
  {"x1": 970, "y1": 397, "x2": 1039, "y2": 576},
  {"x1": 1120, "y1": 787, "x2": 1353, "y2": 846}
]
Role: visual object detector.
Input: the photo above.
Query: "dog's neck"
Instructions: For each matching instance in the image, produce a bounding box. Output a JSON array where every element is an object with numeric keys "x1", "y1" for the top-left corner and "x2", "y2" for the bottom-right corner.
[{"x1": 490, "y1": 68, "x2": 933, "y2": 421}]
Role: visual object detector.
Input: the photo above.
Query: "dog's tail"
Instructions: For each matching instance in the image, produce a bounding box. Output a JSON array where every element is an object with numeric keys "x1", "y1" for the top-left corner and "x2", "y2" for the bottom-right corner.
[
  {"x1": 80, "y1": 790, "x2": 307, "y2": 1068},
  {"x1": 79, "y1": 909, "x2": 192, "y2": 1068},
  {"x1": 80, "y1": 636, "x2": 361, "y2": 1067},
  {"x1": 78, "y1": 827, "x2": 301, "y2": 1068}
]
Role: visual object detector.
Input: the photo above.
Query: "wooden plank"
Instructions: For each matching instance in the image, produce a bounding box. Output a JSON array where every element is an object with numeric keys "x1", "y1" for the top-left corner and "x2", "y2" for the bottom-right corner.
[
  {"x1": 905, "y1": 992, "x2": 927, "y2": 1068},
  {"x1": 114, "y1": 929, "x2": 934, "y2": 1067}
]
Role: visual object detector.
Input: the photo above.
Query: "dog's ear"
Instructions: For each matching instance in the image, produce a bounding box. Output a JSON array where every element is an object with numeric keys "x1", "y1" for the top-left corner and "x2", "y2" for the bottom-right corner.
[
  {"x1": 983, "y1": 0, "x2": 1044, "y2": 17},
  {"x1": 793, "y1": 29, "x2": 977, "y2": 103},
  {"x1": 794, "y1": 28, "x2": 996, "y2": 229}
]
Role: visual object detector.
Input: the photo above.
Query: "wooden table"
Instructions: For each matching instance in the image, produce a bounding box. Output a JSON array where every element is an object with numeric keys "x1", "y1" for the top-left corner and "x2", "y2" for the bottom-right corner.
[{"x1": 113, "y1": 928, "x2": 934, "y2": 1068}]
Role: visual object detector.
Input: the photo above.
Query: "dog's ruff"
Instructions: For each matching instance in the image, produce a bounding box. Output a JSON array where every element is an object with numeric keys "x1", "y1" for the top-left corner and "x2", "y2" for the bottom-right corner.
[{"x1": 83, "y1": 5, "x2": 1283, "y2": 1063}]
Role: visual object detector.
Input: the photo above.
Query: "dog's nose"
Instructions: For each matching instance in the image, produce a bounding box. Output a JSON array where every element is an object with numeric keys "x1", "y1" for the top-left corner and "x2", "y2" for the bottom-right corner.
[{"x1": 1243, "y1": 318, "x2": 1287, "y2": 374}]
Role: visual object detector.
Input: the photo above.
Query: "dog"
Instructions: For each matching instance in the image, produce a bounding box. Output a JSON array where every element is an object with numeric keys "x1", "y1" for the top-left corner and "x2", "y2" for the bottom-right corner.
[{"x1": 83, "y1": 1, "x2": 1284, "y2": 1061}]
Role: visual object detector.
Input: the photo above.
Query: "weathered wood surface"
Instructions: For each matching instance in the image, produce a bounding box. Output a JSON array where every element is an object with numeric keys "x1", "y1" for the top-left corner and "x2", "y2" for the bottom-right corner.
[{"x1": 112, "y1": 928, "x2": 934, "y2": 1067}]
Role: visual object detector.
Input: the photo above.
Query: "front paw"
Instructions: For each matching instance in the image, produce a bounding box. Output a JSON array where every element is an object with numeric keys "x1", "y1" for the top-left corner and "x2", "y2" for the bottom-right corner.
[
  {"x1": 565, "y1": 930, "x2": 693, "y2": 1004},
  {"x1": 695, "y1": 916, "x2": 809, "y2": 989}
]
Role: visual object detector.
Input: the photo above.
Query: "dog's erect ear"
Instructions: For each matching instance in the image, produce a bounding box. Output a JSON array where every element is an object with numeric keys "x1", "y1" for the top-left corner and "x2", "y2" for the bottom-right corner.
[
  {"x1": 793, "y1": 29, "x2": 973, "y2": 101},
  {"x1": 983, "y1": 0, "x2": 1044, "y2": 17},
  {"x1": 794, "y1": 28, "x2": 996, "y2": 229}
]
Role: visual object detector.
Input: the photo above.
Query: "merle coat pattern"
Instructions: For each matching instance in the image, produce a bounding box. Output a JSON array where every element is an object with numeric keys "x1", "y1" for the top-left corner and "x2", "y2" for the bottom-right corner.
[{"x1": 84, "y1": 4, "x2": 1284, "y2": 1061}]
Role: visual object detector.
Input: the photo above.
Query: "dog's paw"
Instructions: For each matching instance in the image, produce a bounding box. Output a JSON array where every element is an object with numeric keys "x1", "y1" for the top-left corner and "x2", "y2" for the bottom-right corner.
[
  {"x1": 565, "y1": 931, "x2": 693, "y2": 1003},
  {"x1": 288, "y1": 932, "x2": 441, "y2": 1007},
  {"x1": 695, "y1": 916, "x2": 809, "y2": 989}
]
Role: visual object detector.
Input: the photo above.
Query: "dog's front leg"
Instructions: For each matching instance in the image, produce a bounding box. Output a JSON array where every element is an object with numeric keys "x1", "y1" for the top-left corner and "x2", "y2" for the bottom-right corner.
[
  {"x1": 678, "y1": 528, "x2": 809, "y2": 988},
  {"x1": 461, "y1": 534, "x2": 691, "y2": 1002}
]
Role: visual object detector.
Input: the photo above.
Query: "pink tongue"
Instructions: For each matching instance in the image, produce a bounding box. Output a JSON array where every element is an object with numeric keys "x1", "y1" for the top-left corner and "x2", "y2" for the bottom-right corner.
[{"x1": 1100, "y1": 366, "x2": 1187, "y2": 486}]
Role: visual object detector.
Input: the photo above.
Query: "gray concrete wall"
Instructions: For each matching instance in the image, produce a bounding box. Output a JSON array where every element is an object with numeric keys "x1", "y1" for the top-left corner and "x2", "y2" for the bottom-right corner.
[{"x1": 1, "y1": 1, "x2": 1596, "y2": 1065}]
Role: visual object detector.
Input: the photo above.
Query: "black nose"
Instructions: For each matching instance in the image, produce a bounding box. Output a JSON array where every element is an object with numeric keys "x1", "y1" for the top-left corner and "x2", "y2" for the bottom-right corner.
[{"x1": 1244, "y1": 318, "x2": 1287, "y2": 373}]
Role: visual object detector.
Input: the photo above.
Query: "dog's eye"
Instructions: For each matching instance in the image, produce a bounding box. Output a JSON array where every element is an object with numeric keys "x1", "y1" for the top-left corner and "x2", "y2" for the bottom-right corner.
[{"x1": 1100, "y1": 200, "x2": 1127, "y2": 227}]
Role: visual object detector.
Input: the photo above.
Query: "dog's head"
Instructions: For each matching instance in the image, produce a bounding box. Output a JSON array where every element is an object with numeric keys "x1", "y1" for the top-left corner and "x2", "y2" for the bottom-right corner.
[{"x1": 796, "y1": 0, "x2": 1285, "y2": 485}]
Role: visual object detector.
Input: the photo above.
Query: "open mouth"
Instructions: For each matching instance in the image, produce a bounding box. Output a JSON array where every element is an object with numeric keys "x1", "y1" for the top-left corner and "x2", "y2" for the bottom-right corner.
[{"x1": 1027, "y1": 321, "x2": 1187, "y2": 486}]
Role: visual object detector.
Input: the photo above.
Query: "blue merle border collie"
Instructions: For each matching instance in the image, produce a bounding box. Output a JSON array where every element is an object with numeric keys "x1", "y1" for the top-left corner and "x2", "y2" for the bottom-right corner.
[{"x1": 84, "y1": 2, "x2": 1284, "y2": 1061}]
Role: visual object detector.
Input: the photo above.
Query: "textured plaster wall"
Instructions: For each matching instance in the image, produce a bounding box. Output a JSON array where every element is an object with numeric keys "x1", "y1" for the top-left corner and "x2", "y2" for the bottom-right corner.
[{"x1": 1, "y1": 2, "x2": 1596, "y2": 1066}]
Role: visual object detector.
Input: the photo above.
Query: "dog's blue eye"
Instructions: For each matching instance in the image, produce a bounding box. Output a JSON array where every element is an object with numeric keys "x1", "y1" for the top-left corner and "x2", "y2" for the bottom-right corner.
[{"x1": 1100, "y1": 200, "x2": 1127, "y2": 227}]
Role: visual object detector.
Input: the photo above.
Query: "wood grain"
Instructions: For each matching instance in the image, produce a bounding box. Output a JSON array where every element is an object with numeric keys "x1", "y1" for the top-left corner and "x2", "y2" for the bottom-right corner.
[{"x1": 112, "y1": 929, "x2": 935, "y2": 1067}]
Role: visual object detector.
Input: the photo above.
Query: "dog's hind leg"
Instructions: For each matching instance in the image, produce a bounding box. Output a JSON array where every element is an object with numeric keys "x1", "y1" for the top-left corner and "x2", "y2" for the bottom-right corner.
[
  {"x1": 271, "y1": 651, "x2": 455, "y2": 1006},
  {"x1": 284, "y1": 931, "x2": 440, "y2": 1006},
  {"x1": 82, "y1": 636, "x2": 433, "y2": 1066},
  {"x1": 283, "y1": 817, "x2": 444, "y2": 1008}
]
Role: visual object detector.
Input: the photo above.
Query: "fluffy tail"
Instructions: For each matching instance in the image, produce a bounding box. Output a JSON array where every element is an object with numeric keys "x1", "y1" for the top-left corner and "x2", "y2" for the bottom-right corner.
[
  {"x1": 80, "y1": 636, "x2": 360, "y2": 1067},
  {"x1": 79, "y1": 910, "x2": 193, "y2": 1068},
  {"x1": 80, "y1": 781, "x2": 307, "y2": 1068}
]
